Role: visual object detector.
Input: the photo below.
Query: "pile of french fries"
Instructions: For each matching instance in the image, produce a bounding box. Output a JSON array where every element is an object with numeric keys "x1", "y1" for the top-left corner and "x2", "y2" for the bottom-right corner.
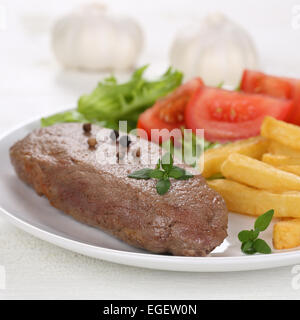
[{"x1": 201, "y1": 116, "x2": 300, "y2": 250}]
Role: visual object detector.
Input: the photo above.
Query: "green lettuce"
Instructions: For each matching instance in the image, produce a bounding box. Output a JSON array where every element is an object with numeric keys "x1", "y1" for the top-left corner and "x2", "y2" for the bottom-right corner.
[
  {"x1": 41, "y1": 110, "x2": 87, "y2": 127},
  {"x1": 41, "y1": 110, "x2": 120, "y2": 130},
  {"x1": 41, "y1": 66, "x2": 183, "y2": 131}
]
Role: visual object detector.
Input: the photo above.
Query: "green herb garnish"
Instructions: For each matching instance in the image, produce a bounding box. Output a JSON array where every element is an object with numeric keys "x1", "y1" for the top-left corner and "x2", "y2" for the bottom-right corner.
[
  {"x1": 238, "y1": 209, "x2": 274, "y2": 255},
  {"x1": 127, "y1": 168, "x2": 154, "y2": 180},
  {"x1": 128, "y1": 153, "x2": 193, "y2": 195}
]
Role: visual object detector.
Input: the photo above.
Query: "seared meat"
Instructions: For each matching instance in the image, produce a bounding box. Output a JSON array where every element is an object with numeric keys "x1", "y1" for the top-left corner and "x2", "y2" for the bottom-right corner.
[{"x1": 10, "y1": 123, "x2": 227, "y2": 256}]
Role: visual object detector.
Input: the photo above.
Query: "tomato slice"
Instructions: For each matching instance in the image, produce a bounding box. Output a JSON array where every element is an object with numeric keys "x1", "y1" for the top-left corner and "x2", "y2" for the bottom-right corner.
[
  {"x1": 241, "y1": 70, "x2": 300, "y2": 125},
  {"x1": 137, "y1": 78, "x2": 203, "y2": 143},
  {"x1": 241, "y1": 70, "x2": 293, "y2": 98},
  {"x1": 137, "y1": 107, "x2": 183, "y2": 144},
  {"x1": 184, "y1": 87, "x2": 293, "y2": 142}
]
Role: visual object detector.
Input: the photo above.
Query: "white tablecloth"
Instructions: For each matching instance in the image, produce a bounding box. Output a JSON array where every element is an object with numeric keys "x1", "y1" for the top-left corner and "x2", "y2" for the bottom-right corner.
[{"x1": 1, "y1": 0, "x2": 300, "y2": 299}]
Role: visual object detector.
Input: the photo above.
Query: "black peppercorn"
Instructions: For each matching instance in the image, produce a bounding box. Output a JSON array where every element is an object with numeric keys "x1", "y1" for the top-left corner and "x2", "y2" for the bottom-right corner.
[
  {"x1": 83, "y1": 123, "x2": 92, "y2": 133},
  {"x1": 110, "y1": 130, "x2": 119, "y2": 141},
  {"x1": 119, "y1": 135, "x2": 131, "y2": 148}
]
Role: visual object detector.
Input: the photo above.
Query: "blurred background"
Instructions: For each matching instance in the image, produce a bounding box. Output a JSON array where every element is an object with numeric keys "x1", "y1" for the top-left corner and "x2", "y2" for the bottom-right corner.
[{"x1": 1, "y1": 0, "x2": 300, "y2": 131}]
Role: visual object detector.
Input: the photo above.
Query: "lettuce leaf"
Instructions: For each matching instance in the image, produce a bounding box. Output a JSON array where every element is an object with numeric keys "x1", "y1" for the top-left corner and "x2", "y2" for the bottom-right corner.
[
  {"x1": 41, "y1": 66, "x2": 183, "y2": 131},
  {"x1": 41, "y1": 110, "x2": 120, "y2": 130},
  {"x1": 41, "y1": 110, "x2": 87, "y2": 127},
  {"x1": 77, "y1": 65, "x2": 183, "y2": 124}
]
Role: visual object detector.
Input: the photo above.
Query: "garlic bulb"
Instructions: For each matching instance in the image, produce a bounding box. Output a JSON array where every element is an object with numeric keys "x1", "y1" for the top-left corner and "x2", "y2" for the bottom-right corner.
[
  {"x1": 170, "y1": 13, "x2": 259, "y2": 87},
  {"x1": 52, "y1": 3, "x2": 144, "y2": 71}
]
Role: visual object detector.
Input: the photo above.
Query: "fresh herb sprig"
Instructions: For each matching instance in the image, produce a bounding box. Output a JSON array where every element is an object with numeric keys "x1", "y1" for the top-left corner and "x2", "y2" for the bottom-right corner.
[
  {"x1": 128, "y1": 153, "x2": 193, "y2": 195},
  {"x1": 238, "y1": 209, "x2": 274, "y2": 255}
]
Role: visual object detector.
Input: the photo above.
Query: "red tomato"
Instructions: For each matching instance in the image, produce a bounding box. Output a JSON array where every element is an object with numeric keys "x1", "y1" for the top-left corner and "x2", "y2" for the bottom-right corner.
[
  {"x1": 241, "y1": 70, "x2": 300, "y2": 125},
  {"x1": 184, "y1": 87, "x2": 293, "y2": 142},
  {"x1": 137, "y1": 78, "x2": 203, "y2": 143}
]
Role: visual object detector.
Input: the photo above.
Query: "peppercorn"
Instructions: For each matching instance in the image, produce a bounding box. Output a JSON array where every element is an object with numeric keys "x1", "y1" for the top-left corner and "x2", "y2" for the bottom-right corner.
[
  {"x1": 119, "y1": 135, "x2": 131, "y2": 148},
  {"x1": 83, "y1": 123, "x2": 92, "y2": 133},
  {"x1": 88, "y1": 137, "x2": 97, "y2": 148},
  {"x1": 110, "y1": 130, "x2": 119, "y2": 141},
  {"x1": 135, "y1": 148, "x2": 141, "y2": 158}
]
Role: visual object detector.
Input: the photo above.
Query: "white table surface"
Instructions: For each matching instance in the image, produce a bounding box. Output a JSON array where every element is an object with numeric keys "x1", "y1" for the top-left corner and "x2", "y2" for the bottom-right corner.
[{"x1": 1, "y1": 0, "x2": 300, "y2": 300}]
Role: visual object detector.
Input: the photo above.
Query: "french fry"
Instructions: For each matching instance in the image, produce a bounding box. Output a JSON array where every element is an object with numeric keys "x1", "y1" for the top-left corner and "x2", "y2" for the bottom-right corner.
[
  {"x1": 207, "y1": 179, "x2": 300, "y2": 218},
  {"x1": 268, "y1": 140, "x2": 300, "y2": 157},
  {"x1": 261, "y1": 116, "x2": 300, "y2": 150},
  {"x1": 273, "y1": 219, "x2": 300, "y2": 249},
  {"x1": 262, "y1": 153, "x2": 300, "y2": 176},
  {"x1": 277, "y1": 165, "x2": 300, "y2": 177},
  {"x1": 220, "y1": 153, "x2": 300, "y2": 192},
  {"x1": 262, "y1": 153, "x2": 300, "y2": 166},
  {"x1": 201, "y1": 136, "x2": 268, "y2": 178}
]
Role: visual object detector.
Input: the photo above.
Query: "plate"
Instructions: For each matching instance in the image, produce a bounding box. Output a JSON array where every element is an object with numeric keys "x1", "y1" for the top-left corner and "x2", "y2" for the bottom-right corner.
[{"x1": 0, "y1": 115, "x2": 300, "y2": 272}]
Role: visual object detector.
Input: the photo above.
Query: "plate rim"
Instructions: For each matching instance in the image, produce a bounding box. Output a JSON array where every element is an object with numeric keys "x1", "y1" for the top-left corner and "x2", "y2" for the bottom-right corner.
[{"x1": 1, "y1": 112, "x2": 300, "y2": 272}]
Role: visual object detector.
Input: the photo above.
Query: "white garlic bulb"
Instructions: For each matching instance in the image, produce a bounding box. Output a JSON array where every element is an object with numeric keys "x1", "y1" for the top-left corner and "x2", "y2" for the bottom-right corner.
[
  {"x1": 52, "y1": 3, "x2": 144, "y2": 71},
  {"x1": 170, "y1": 13, "x2": 259, "y2": 87}
]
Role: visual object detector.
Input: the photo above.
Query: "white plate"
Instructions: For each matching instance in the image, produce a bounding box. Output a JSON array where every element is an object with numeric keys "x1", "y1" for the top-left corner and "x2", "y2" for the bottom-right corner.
[{"x1": 0, "y1": 116, "x2": 300, "y2": 272}]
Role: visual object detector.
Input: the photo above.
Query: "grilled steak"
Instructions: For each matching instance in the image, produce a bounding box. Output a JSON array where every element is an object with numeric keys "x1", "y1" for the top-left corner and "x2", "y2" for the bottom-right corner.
[{"x1": 10, "y1": 123, "x2": 227, "y2": 256}]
